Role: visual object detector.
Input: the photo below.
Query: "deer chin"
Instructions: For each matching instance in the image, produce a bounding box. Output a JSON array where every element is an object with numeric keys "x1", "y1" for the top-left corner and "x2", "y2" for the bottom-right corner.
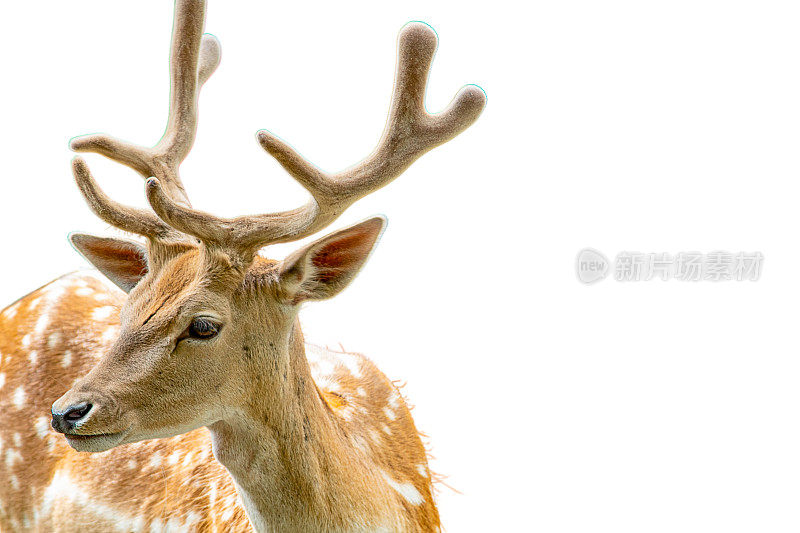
[
  {"x1": 64, "y1": 427, "x2": 131, "y2": 453},
  {"x1": 121, "y1": 420, "x2": 213, "y2": 444}
]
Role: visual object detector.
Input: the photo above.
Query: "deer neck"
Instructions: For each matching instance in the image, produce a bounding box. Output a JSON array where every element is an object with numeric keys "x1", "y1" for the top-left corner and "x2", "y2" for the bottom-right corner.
[{"x1": 207, "y1": 319, "x2": 393, "y2": 532}]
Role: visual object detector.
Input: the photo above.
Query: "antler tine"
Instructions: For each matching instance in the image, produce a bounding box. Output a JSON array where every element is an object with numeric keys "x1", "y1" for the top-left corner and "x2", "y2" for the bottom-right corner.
[
  {"x1": 160, "y1": 0, "x2": 218, "y2": 168},
  {"x1": 72, "y1": 158, "x2": 182, "y2": 241},
  {"x1": 146, "y1": 21, "x2": 486, "y2": 254},
  {"x1": 70, "y1": 0, "x2": 220, "y2": 209}
]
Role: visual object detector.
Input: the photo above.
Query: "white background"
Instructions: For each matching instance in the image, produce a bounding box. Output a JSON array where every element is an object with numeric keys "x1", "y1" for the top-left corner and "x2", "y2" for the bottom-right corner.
[{"x1": 2, "y1": 1, "x2": 800, "y2": 531}]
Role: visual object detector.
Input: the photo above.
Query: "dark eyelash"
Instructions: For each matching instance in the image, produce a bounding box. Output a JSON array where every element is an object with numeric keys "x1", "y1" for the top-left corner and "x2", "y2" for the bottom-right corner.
[{"x1": 192, "y1": 320, "x2": 215, "y2": 333}]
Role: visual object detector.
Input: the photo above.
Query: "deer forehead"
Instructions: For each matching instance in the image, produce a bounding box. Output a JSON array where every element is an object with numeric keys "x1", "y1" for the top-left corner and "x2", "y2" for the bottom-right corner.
[{"x1": 126, "y1": 251, "x2": 231, "y2": 325}]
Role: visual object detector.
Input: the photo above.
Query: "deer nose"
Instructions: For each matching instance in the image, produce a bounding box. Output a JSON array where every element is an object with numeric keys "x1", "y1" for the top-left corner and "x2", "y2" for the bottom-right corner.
[{"x1": 51, "y1": 402, "x2": 93, "y2": 432}]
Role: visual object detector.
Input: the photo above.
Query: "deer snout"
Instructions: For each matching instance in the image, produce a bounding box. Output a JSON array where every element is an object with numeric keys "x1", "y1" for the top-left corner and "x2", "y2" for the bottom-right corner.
[
  {"x1": 51, "y1": 402, "x2": 93, "y2": 433},
  {"x1": 51, "y1": 390, "x2": 130, "y2": 452},
  {"x1": 51, "y1": 386, "x2": 116, "y2": 433}
]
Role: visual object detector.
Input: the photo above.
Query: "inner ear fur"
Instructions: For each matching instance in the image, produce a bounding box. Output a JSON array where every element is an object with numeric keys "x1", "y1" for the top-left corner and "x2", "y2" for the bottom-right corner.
[
  {"x1": 278, "y1": 217, "x2": 387, "y2": 304},
  {"x1": 69, "y1": 233, "x2": 149, "y2": 293}
]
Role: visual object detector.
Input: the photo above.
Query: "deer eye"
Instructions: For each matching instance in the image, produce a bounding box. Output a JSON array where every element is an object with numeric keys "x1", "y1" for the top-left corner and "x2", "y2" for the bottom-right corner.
[{"x1": 185, "y1": 317, "x2": 221, "y2": 340}]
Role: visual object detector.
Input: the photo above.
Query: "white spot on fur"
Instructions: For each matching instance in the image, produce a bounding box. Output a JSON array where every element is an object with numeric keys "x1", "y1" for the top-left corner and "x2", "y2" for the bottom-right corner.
[
  {"x1": 311, "y1": 359, "x2": 336, "y2": 380},
  {"x1": 338, "y1": 352, "x2": 363, "y2": 378},
  {"x1": 13, "y1": 433, "x2": 21, "y2": 447},
  {"x1": 417, "y1": 464, "x2": 428, "y2": 478},
  {"x1": 382, "y1": 424, "x2": 391, "y2": 435},
  {"x1": 340, "y1": 406, "x2": 355, "y2": 422},
  {"x1": 380, "y1": 471, "x2": 424, "y2": 505},
  {"x1": 149, "y1": 452, "x2": 162, "y2": 469},
  {"x1": 357, "y1": 387, "x2": 366, "y2": 397},
  {"x1": 34, "y1": 315, "x2": 50, "y2": 338},
  {"x1": 94, "y1": 293, "x2": 110, "y2": 302},
  {"x1": 3, "y1": 303, "x2": 19, "y2": 319},
  {"x1": 368, "y1": 428, "x2": 381, "y2": 443},
  {"x1": 101, "y1": 326, "x2": 119, "y2": 344},
  {"x1": 184, "y1": 511, "x2": 201, "y2": 529},
  {"x1": 183, "y1": 451, "x2": 195, "y2": 468},
  {"x1": 28, "y1": 298, "x2": 41, "y2": 310},
  {"x1": 29, "y1": 350, "x2": 38, "y2": 365},
  {"x1": 383, "y1": 407, "x2": 397, "y2": 421},
  {"x1": 30, "y1": 279, "x2": 69, "y2": 340},
  {"x1": 5, "y1": 448, "x2": 22, "y2": 468},
  {"x1": 75, "y1": 287, "x2": 93, "y2": 297},
  {"x1": 352, "y1": 434, "x2": 370, "y2": 453},
  {"x1": 62, "y1": 350, "x2": 73, "y2": 368},
  {"x1": 0, "y1": 373, "x2": 5, "y2": 390},
  {"x1": 314, "y1": 375, "x2": 342, "y2": 393},
  {"x1": 47, "y1": 332, "x2": 62, "y2": 349},
  {"x1": 388, "y1": 391, "x2": 401, "y2": 408},
  {"x1": 92, "y1": 306, "x2": 115, "y2": 321},
  {"x1": 127, "y1": 459, "x2": 137, "y2": 469},
  {"x1": 35, "y1": 417, "x2": 50, "y2": 439},
  {"x1": 21, "y1": 334, "x2": 31, "y2": 348},
  {"x1": 208, "y1": 480, "x2": 218, "y2": 505},
  {"x1": 10, "y1": 475, "x2": 19, "y2": 490},
  {"x1": 13, "y1": 387, "x2": 26, "y2": 409},
  {"x1": 168, "y1": 450, "x2": 181, "y2": 466}
]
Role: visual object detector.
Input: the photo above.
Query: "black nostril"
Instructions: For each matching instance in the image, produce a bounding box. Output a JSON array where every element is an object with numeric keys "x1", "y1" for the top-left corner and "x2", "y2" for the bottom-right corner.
[{"x1": 63, "y1": 403, "x2": 92, "y2": 422}]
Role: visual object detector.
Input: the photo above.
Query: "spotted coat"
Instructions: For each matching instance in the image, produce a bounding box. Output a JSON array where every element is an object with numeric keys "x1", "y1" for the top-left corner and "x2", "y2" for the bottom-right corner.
[{"x1": 0, "y1": 272, "x2": 438, "y2": 532}]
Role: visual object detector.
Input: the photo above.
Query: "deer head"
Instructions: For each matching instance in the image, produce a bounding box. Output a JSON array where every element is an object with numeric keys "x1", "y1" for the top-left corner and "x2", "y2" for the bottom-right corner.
[{"x1": 51, "y1": 0, "x2": 485, "y2": 453}]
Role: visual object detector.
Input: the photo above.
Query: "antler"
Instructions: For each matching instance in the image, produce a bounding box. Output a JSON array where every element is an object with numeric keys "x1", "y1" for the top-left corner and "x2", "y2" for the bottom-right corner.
[
  {"x1": 144, "y1": 21, "x2": 486, "y2": 254},
  {"x1": 72, "y1": 0, "x2": 220, "y2": 239}
]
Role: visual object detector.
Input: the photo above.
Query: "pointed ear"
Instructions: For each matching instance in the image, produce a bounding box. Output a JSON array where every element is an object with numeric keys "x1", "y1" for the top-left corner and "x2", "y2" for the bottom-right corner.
[
  {"x1": 278, "y1": 217, "x2": 387, "y2": 304},
  {"x1": 69, "y1": 233, "x2": 148, "y2": 293}
]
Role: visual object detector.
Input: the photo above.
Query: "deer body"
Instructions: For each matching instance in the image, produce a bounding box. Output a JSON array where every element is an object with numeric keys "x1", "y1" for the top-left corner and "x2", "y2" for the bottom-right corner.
[
  {"x1": 0, "y1": 271, "x2": 436, "y2": 532},
  {"x1": 0, "y1": 0, "x2": 483, "y2": 530}
]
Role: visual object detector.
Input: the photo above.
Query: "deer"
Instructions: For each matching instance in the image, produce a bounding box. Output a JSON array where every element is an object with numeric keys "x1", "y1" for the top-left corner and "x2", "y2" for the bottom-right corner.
[{"x1": 0, "y1": 1, "x2": 484, "y2": 531}]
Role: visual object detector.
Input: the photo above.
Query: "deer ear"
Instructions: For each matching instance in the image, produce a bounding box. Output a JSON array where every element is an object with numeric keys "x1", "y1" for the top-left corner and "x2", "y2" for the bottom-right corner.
[
  {"x1": 278, "y1": 217, "x2": 387, "y2": 304},
  {"x1": 69, "y1": 233, "x2": 148, "y2": 293}
]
